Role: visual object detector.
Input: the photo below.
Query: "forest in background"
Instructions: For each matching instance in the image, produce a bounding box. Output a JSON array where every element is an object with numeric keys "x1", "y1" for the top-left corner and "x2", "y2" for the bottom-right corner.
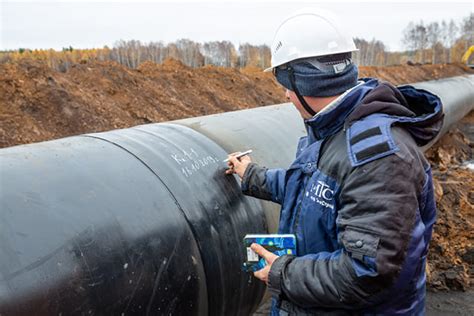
[{"x1": 0, "y1": 13, "x2": 472, "y2": 71}]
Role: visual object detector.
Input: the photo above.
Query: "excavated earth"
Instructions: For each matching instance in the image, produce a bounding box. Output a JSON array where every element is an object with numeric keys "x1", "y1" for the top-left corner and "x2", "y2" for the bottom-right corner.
[
  {"x1": 1, "y1": 59, "x2": 472, "y2": 149},
  {"x1": 0, "y1": 59, "x2": 473, "y2": 304},
  {"x1": 425, "y1": 112, "x2": 473, "y2": 292},
  {"x1": 423, "y1": 112, "x2": 473, "y2": 315}
]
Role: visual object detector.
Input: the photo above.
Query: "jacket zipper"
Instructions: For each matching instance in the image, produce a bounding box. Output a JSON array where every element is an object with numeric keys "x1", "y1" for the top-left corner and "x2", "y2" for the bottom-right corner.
[{"x1": 292, "y1": 176, "x2": 311, "y2": 239}]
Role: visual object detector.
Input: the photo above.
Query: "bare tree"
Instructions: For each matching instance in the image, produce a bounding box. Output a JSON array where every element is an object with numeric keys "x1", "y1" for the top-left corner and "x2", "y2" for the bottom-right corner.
[
  {"x1": 200, "y1": 41, "x2": 237, "y2": 67},
  {"x1": 460, "y1": 12, "x2": 474, "y2": 50},
  {"x1": 402, "y1": 22, "x2": 417, "y2": 61},
  {"x1": 353, "y1": 38, "x2": 386, "y2": 66},
  {"x1": 446, "y1": 19, "x2": 459, "y2": 63},
  {"x1": 416, "y1": 22, "x2": 429, "y2": 63},
  {"x1": 146, "y1": 41, "x2": 165, "y2": 64},
  {"x1": 175, "y1": 39, "x2": 204, "y2": 67},
  {"x1": 237, "y1": 43, "x2": 270, "y2": 68},
  {"x1": 403, "y1": 21, "x2": 429, "y2": 63},
  {"x1": 427, "y1": 22, "x2": 441, "y2": 64},
  {"x1": 353, "y1": 38, "x2": 366, "y2": 65}
]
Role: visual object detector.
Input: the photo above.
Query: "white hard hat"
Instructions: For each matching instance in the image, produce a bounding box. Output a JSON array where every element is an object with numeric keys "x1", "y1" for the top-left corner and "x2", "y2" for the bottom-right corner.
[{"x1": 264, "y1": 8, "x2": 358, "y2": 72}]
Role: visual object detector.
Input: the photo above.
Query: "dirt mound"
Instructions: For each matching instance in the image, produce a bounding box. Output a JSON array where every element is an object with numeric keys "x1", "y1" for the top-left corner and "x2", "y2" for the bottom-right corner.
[
  {"x1": 0, "y1": 58, "x2": 285, "y2": 148},
  {"x1": 1, "y1": 59, "x2": 472, "y2": 148},
  {"x1": 359, "y1": 63, "x2": 473, "y2": 85},
  {"x1": 425, "y1": 112, "x2": 474, "y2": 291}
]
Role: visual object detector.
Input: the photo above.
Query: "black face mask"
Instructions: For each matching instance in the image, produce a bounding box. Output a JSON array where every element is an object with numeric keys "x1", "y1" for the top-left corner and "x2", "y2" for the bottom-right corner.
[{"x1": 274, "y1": 60, "x2": 359, "y2": 100}]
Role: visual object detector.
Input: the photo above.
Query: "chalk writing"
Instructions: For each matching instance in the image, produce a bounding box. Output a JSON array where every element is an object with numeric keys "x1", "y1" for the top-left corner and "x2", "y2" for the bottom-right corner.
[{"x1": 171, "y1": 148, "x2": 219, "y2": 178}]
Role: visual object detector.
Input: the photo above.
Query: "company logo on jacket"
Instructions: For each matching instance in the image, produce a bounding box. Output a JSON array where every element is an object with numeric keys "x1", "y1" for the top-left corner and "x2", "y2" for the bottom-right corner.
[{"x1": 306, "y1": 180, "x2": 335, "y2": 210}]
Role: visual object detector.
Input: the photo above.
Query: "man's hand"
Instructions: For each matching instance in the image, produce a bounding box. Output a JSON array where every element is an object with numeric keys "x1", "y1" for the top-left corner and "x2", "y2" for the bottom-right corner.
[
  {"x1": 225, "y1": 152, "x2": 252, "y2": 179},
  {"x1": 251, "y1": 243, "x2": 279, "y2": 284}
]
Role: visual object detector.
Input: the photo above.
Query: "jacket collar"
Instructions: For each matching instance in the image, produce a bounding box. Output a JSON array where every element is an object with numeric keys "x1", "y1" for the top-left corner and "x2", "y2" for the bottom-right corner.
[{"x1": 304, "y1": 78, "x2": 379, "y2": 144}]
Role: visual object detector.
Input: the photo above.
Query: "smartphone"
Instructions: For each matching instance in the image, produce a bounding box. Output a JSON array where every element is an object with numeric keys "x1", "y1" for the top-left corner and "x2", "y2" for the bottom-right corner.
[{"x1": 242, "y1": 234, "x2": 296, "y2": 272}]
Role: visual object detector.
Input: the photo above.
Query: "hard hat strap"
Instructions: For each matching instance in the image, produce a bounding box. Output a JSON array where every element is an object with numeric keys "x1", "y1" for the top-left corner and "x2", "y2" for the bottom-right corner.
[{"x1": 288, "y1": 66, "x2": 317, "y2": 117}]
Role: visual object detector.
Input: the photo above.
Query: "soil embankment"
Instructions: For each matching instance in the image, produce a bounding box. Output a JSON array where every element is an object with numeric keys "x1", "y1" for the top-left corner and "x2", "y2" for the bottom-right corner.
[{"x1": 1, "y1": 59, "x2": 472, "y2": 148}]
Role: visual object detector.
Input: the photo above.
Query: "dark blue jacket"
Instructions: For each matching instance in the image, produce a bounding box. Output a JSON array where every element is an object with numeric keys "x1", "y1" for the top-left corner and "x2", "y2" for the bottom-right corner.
[{"x1": 241, "y1": 78, "x2": 444, "y2": 315}]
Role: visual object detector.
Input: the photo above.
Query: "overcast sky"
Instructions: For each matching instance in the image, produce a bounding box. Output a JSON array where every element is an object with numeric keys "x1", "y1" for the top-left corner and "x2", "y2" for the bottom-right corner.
[{"x1": 1, "y1": 0, "x2": 473, "y2": 52}]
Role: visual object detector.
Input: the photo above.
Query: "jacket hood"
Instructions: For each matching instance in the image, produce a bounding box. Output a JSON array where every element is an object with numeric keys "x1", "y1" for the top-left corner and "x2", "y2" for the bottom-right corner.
[{"x1": 347, "y1": 80, "x2": 444, "y2": 146}]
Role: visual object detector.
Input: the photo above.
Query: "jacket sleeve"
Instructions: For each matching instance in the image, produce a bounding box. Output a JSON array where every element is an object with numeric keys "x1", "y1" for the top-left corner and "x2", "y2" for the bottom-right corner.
[
  {"x1": 267, "y1": 149, "x2": 426, "y2": 309},
  {"x1": 241, "y1": 162, "x2": 287, "y2": 204}
]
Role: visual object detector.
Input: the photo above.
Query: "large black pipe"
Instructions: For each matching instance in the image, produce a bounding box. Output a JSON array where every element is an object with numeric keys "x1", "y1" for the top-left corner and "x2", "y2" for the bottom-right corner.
[
  {"x1": 0, "y1": 75, "x2": 473, "y2": 315},
  {"x1": 0, "y1": 124, "x2": 266, "y2": 315}
]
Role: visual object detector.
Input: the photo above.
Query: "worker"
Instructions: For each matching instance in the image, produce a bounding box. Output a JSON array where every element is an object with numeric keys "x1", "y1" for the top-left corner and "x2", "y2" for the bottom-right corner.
[{"x1": 226, "y1": 8, "x2": 444, "y2": 315}]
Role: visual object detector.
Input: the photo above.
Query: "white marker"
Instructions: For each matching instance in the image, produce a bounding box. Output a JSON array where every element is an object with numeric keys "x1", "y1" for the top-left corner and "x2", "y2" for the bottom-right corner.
[{"x1": 223, "y1": 150, "x2": 253, "y2": 162}]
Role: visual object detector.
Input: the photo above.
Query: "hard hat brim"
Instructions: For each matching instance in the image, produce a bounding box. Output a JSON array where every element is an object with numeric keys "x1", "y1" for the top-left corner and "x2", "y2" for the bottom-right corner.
[{"x1": 263, "y1": 48, "x2": 359, "y2": 73}]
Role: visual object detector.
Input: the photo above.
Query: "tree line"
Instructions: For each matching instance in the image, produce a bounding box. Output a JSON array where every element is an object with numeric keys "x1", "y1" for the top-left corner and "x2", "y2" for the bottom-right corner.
[
  {"x1": 109, "y1": 39, "x2": 272, "y2": 69},
  {"x1": 402, "y1": 13, "x2": 473, "y2": 64},
  {"x1": 0, "y1": 41, "x2": 271, "y2": 72},
  {"x1": 1, "y1": 13, "x2": 472, "y2": 71}
]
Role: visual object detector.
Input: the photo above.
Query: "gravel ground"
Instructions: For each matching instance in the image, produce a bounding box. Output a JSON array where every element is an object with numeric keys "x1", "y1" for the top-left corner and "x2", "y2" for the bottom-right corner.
[{"x1": 252, "y1": 290, "x2": 474, "y2": 315}]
